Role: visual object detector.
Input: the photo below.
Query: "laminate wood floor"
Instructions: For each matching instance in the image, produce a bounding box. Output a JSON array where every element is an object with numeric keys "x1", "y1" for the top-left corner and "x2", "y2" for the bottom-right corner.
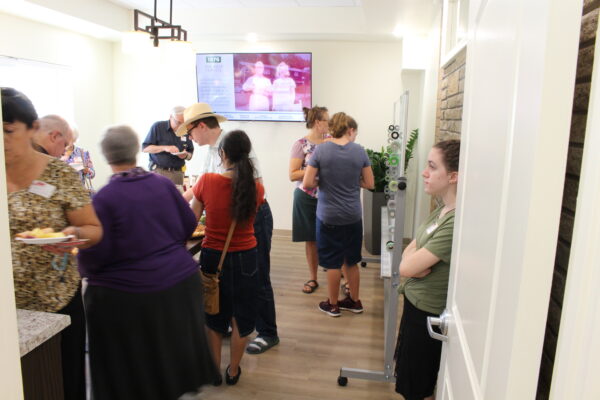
[{"x1": 199, "y1": 230, "x2": 403, "y2": 400}]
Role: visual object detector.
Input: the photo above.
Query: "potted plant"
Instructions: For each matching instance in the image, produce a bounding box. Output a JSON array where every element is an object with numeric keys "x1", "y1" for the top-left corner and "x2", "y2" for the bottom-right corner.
[{"x1": 363, "y1": 128, "x2": 419, "y2": 255}]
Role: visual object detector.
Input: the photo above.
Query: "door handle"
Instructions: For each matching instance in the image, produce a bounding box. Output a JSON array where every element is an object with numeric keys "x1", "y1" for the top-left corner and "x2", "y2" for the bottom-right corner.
[{"x1": 427, "y1": 309, "x2": 449, "y2": 342}]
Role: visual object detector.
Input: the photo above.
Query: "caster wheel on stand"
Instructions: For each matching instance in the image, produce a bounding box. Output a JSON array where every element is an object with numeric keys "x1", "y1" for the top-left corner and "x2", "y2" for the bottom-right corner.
[{"x1": 337, "y1": 376, "x2": 348, "y2": 386}]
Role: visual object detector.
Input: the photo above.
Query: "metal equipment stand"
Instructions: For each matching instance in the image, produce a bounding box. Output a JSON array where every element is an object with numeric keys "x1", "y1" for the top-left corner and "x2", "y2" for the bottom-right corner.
[{"x1": 338, "y1": 91, "x2": 409, "y2": 387}]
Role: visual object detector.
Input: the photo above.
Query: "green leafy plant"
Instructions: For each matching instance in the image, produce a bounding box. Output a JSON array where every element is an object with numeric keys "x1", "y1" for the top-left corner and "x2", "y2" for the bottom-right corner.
[
  {"x1": 366, "y1": 147, "x2": 390, "y2": 192},
  {"x1": 366, "y1": 128, "x2": 419, "y2": 192},
  {"x1": 404, "y1": 128, "x2": 419, "y2": 171}
]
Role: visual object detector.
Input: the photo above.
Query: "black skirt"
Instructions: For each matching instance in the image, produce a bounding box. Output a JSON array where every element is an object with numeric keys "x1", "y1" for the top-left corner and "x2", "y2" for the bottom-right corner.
[
  {"x1": 84, "y1": 273, "x2": 219, "y2": 400},
  {"x1": 394, "y1": 297, "x2": 443, "y2": 400},
  {"x1": 292, "y1": 188, "x2": 318, "y2": 242}
]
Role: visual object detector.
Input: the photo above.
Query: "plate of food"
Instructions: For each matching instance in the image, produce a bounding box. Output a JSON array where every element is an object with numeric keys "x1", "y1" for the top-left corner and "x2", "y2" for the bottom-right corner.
[
  {"x1": 15, "y1": 228, "x2": 74, "y2": 245},
  {"x1": 191, "y1": 223, "x2": 205, "y2": 238}
]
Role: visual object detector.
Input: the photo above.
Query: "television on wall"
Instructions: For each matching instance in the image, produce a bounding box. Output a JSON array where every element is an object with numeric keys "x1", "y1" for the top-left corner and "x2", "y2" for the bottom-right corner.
[{"x1": 195, "y1": 52, "x2": 312, "y2": 122}]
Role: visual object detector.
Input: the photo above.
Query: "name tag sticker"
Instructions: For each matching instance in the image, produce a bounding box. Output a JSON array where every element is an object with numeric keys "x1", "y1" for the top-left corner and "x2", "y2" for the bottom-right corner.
[
  {"x1": 181, "y1": 136, "x2": 187, "y2": 142},
  {"x1": 426, "y1": 223, "x2": 438, "y2": 235},
  {"x1": 28, "y1": 180, "x2": 56, "y2": 199}
]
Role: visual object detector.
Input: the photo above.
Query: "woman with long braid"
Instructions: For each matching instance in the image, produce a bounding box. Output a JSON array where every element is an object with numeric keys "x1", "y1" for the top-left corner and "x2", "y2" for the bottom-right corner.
[{"x1": 191, "y1": 130, "x2": 265, "y2": 386}]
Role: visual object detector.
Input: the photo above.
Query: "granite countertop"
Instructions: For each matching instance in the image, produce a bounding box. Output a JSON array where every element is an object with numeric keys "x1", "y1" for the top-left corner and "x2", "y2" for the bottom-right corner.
[{"x1": 17, "y1": 309, "x2": 71, "y2": 357}]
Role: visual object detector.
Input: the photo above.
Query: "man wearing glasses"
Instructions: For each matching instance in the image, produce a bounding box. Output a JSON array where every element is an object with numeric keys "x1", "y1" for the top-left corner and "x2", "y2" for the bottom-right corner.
[
  {"x1": 32, "y1": 114, "x2": 73, "y2": 158},
  {"x1": 142, "y1": 106, "x2": 194, "y2": 186}
]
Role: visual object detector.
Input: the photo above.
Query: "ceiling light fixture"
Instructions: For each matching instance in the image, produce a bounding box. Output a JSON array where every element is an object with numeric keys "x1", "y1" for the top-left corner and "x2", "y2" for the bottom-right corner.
[{"x1": 134, "y1": 0, "x2": 187, "y2": 47}]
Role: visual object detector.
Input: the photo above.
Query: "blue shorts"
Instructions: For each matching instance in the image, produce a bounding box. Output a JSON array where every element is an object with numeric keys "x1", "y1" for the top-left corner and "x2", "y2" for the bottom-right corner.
[
  {"x1": 200, "y1": 247, "x2": 259, "y2": 337},
  {"x1": 316, "y1": 218, "x2": 363, "y2": 269}
]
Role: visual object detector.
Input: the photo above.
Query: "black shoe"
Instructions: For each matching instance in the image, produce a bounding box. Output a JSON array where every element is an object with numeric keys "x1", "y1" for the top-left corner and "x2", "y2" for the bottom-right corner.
[
  {"x1": 225, "y1": 365, "x2": 241, "y2": 385},
  {"x1": 212, "y1": 373, "x2": 223, "y2": 386}
]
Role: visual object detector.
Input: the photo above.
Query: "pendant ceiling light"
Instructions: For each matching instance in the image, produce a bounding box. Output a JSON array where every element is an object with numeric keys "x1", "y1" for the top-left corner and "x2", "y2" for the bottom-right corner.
[{"x1": 133, "y1": 0, "x2": 187, "y2": 47}]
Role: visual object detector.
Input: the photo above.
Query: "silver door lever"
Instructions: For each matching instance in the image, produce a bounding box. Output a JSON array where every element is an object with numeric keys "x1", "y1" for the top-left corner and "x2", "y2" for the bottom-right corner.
[{"x1": 427, "y1": 309, "x2": 450, "y2": 342}]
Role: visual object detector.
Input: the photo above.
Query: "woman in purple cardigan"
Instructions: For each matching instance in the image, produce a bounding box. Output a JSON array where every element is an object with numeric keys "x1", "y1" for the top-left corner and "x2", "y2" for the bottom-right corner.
[{"x1": 78, "y1": 126, "x2": 218, "y2": 400}]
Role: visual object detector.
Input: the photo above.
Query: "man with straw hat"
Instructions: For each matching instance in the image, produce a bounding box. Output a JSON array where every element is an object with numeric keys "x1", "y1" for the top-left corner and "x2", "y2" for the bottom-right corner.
[
  {"x1": 179, "y1": 103, "x2": 280, "y2": 356},
  {"x1": 142, "y1": 106, "x2": 194, "y2": 186}
]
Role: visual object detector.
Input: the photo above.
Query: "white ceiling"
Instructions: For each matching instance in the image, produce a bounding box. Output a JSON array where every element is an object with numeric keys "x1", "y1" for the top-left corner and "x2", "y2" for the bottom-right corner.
[
  {"x1": 110, "y1": 0, "x2": 362, "y2": 9},
  {"x1": 108, "y1": 0, "x2": 439, "y2": 42}
]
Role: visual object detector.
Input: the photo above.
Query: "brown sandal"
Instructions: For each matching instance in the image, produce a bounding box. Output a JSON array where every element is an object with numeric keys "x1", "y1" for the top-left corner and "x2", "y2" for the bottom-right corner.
[{"x1": 302, "y1": 280, "x2": 319, "y2": 294}]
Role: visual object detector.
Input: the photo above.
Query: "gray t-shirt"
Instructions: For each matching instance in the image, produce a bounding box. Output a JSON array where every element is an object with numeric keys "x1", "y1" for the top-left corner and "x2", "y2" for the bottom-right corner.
[{"x1": 308, "y1": 141, "x2": 371, "y2": 225}]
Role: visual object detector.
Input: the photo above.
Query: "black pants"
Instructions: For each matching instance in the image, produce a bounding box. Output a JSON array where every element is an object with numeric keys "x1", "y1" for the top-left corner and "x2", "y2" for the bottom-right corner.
[
  {"x1": 253, "y1": 201, "x2": 278, "y2": 338},
  {"x1": 56, "y1": 287, "x2": 86, "y2": 400},
  {"x1": 394, "y1": 297, "x2": 442, "y2": 400}
]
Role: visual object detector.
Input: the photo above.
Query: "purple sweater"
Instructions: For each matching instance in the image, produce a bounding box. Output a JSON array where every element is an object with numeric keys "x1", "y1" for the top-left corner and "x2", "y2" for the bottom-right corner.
[{"x1": 78, "y1": 171, "x2": 198, "y2": 292}]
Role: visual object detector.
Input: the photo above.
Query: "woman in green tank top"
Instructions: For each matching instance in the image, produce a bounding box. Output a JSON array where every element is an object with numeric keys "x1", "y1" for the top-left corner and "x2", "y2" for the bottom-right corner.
[{"x1": 394, "y1": 139, "x2": 460, "y2": 400}]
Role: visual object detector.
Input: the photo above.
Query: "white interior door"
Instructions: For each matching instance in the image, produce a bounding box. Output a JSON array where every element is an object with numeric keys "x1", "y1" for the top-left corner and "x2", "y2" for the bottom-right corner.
[
  {"x1": 550, "y1": 20, "x2": 600, "y2": 399},
  {"x1": 435, "y1": 0, "x2": 582, "y2": 399}
]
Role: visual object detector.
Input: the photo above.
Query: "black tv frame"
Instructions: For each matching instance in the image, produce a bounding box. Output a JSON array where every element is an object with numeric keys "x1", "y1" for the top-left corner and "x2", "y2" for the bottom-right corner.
[{"x1": 195, "y1": 52, "x2": 313, "y2": 122}]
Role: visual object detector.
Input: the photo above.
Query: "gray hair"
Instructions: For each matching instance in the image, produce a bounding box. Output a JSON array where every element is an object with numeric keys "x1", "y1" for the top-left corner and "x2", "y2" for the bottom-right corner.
[
  {"x1": 170, "y1": 106, "x2": 185, "y2": 117},
  {"x1": 101, "y1": 125, "x2": 139, "y2": 165},
  {"x1": 37, "y1": 114, "x2": 72, "y2": 141}
]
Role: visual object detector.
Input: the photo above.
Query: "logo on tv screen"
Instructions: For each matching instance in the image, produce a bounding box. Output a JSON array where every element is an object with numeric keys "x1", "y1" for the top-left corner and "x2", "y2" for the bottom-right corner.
[{"x1": 206, "y1": 56, "x2": 221, "y2": 63}]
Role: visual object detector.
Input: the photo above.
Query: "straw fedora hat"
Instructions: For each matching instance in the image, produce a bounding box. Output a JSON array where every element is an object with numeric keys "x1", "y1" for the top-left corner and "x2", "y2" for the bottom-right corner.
[{"x1": 175, "y1": 103, "x2": 227, "y2": 137}]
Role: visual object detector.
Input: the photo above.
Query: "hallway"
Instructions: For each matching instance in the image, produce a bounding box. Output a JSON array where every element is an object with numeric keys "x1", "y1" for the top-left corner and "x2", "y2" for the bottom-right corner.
[{"x1": 199, "y1": 230, "x2": 401, "y2": 399}]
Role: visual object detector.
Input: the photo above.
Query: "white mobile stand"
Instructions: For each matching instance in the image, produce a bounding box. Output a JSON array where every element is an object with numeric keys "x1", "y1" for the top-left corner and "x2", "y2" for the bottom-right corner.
[{"x1": 338, "y1": 91, "x2": 409, "y2": 387}]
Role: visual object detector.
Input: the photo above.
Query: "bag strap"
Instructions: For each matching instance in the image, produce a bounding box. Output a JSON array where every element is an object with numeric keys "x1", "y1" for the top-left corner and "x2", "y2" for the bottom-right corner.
[{"x1": 216, "y1": 220, "x2": 237, "y2": 274}]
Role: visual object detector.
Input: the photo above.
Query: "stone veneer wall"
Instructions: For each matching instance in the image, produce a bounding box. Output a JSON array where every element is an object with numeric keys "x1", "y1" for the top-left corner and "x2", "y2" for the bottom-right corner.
[
  {"x1": 431, "y1": 47, "x2": 467, "y2": 211},
  {"x1": 536, "y1": 1, "x2": 598, "y2": 398},
  {"x1": 435, "y1": 47, "x2": 467, "y2": 142}
]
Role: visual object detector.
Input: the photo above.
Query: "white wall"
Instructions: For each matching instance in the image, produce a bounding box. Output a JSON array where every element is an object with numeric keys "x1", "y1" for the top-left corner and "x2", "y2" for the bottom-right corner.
[
  {"x1": 0, "y1": 12, "x2": 115, "y2": 189},
  {"x1": 414, "y1": 9, "x2": 442, "y2": 228},
  {"x1": 112, "y1": 39, "x2": 198, "y2": 172},
  {"x1": 114, "y1": 39, "x2": 403, "y2": 230},
  {"x1": 400, "y1": 69, "x2": 425, "y2": 237}
]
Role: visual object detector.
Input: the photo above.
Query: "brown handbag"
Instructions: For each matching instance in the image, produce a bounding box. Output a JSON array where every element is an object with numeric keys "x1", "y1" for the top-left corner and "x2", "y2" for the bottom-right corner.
[{"x1": 201, "y1": 221, "x2": 236, "y2": 315}]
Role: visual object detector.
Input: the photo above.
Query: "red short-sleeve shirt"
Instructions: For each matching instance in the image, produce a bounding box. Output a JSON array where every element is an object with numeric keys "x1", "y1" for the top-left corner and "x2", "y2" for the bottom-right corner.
[{"x1": 193, "y1": 173, "x2": 265, "y2": 252}]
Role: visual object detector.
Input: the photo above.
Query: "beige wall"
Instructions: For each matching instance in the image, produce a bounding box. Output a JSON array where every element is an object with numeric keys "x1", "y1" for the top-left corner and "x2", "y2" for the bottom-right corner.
[
  {"x1": 413, "y1": 8, "x2": 442, "y2": 229},
  {"x1": 0, "y1": 13, "x2": 115, "y2": 393},
  {"x1": 0, "y1": 12, "x2": 115, "y2": 191},
  {"x1": 114, "y1": 39, "x2": 404, "y2": 230}
]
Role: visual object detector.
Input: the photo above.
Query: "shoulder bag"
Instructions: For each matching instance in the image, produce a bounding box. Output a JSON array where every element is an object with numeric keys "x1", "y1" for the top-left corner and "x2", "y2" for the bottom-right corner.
[{"x1": 201, "y1": 220, "x2": 236, "y2": 315}]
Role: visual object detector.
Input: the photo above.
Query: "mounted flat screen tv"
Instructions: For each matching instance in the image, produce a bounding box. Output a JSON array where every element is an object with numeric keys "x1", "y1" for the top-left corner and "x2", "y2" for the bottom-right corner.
[{"x1": 196, "y1": 52, "x2": 312, "y2": 122}]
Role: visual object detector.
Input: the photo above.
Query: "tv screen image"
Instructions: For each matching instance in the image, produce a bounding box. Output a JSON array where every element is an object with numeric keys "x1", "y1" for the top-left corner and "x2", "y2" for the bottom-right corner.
[{"x1": 196, "y1": 52, "x2": 312, "y2": 122}]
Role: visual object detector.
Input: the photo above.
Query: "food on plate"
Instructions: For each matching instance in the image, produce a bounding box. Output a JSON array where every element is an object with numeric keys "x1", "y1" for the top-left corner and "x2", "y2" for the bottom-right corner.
[
  {"x1": 192, "y1": 223, "x2": 205, "y2": 238},
  {"x1": 16, "y1": 227, "x2": 66, "y2": 239}
]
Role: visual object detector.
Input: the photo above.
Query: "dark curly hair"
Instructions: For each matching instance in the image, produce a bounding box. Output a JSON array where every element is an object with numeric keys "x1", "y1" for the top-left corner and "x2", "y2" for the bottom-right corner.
[
  {"x1": 433, "y1": 139, "x2": 461, "y2": 172},
  {"x1": 1, "y1": 87, "x2": 38, "y2": 127},
  {"x1": 302, "y1": 105, "x2": 328, "y2": 129},
  {"x1": 219, "y1": 130, "x2": 257, "y2": 222},
  {"x1": 329, "y1": 112, "x2": 357, "y2": 139}
]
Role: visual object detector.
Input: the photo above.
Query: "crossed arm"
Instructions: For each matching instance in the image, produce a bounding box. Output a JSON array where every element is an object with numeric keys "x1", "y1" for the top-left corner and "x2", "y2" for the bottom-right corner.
[{"x1": 399, "y1": 239, "x2": 441, "y2": 278}]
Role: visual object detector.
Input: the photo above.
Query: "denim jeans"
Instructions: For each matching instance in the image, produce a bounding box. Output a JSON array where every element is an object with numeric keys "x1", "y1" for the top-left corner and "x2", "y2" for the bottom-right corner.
[
  {"x1": 201, "y1": 247, "x2": 259, "y2": 337},
  {"x1": 253, "y1": 201, "x2": 278, "y2": 338}
]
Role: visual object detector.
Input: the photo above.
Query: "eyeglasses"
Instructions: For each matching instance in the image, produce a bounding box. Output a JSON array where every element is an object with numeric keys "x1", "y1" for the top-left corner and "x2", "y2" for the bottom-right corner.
[{"x1": 187, "y1": 120, "x2": 201, "y2": 135}]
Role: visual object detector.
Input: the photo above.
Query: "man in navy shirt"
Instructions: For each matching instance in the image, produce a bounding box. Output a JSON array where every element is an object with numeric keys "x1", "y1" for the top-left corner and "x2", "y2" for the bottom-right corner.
[{"x1": 142, "y1": 106, "x2": 194, "y2": 185}]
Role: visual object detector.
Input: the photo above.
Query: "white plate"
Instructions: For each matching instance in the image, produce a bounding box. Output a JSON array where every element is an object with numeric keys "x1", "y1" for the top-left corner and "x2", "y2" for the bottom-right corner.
[
  {"x1": 70, "y1": 162, "x2": 84, "y2": 171},
  {"x1": 15, "y1": 235, "x2": 75, "y2": 245}
]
